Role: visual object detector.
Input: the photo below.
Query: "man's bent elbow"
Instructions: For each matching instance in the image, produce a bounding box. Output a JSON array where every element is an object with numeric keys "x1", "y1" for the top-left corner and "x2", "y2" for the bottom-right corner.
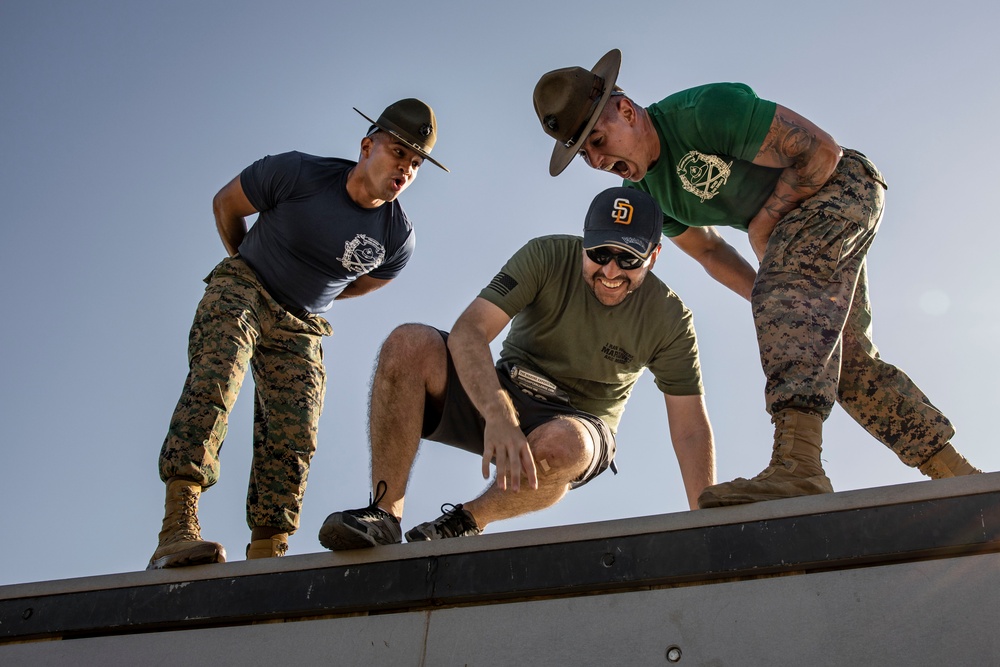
[{"x1": 809, "y1": 140, "x2": 843, "y2": 189}]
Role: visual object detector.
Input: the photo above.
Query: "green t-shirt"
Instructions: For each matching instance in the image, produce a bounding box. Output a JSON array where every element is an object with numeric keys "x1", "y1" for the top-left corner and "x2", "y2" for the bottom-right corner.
[
  {"x1": 628, "y1": 83, "x2": 780, "y2": 237},
  {"x1": 478, "y1": 235, "x2": 703, "y2": 433}
]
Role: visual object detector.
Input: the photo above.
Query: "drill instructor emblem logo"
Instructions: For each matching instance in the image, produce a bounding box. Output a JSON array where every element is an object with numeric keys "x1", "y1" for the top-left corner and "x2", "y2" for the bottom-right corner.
[
  {"x1": 677, "y1": 151, "x2": 732, "y2": 202},
  {"x1": 612, "y1": 197, "x2": 634, "y2": 224},
  {"x1": 338, "y1": 234, "x2": 386, "y2": 274}
]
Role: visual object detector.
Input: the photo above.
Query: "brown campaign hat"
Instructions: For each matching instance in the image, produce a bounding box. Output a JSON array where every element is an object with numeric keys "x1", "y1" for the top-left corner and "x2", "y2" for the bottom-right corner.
[
  {"x1": 355, "y1": 98, "x2": 449, "y2": 172},
  {"x1": 533, "y1": 49, "x2": 622, "y2": 176}
]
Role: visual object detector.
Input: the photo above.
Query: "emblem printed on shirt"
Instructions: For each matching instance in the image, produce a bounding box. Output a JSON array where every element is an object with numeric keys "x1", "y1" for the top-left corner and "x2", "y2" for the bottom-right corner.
[
  {"x1": 338, "y1": 234, "x2": 386, "y2": 274},
  {"x1": 676, "y1": 151, "x2": 732, "y2": 202},
  {"x1": 601, "y1": 343, "x2": 634, "y2": 365}
]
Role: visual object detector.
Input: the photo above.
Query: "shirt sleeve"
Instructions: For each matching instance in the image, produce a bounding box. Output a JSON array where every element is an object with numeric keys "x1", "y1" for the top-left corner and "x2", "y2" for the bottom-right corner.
[
  {"x1": 477, "y1": 237, "x2": 552, "y2": 318},
  {"x1": 660, "y1": 214, "x2": 688, "y2": 238},
  {"x1": 239, "y1": 151, "x2": 304, "y2": 212},
  {"x1": 692, "y1": 83, "x2": 776, "y2": 162},
  {"x1": 648, "y1": 303, "x2": 704, "y2": 396},
  {"x1": 368, "y1": 227, "x2": 415, "y2": 280}
]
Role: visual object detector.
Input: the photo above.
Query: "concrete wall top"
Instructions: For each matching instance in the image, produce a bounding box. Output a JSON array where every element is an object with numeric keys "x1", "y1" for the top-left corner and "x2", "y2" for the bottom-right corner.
[
  {"x1": 2, "y1": 473, "x2": 998, "y2": 645},
  {"x1": 2, "y1": 472, "x2": 998, "y2": 601}
]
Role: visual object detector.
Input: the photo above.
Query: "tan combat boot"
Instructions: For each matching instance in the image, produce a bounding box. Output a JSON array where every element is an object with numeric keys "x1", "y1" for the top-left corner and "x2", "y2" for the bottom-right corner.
[
  {"x1": 246, "y1": 533, "x2": 289, "y2": 559},
  {"x1": 699, "y1": 409, "x2": 834, "y2": 508},
  {"x1": 918, "y1": 444, "x2": 983, "y2": 478},
  {"x1": 147, "y1": 478, "x2": 227, "y2": 570}
]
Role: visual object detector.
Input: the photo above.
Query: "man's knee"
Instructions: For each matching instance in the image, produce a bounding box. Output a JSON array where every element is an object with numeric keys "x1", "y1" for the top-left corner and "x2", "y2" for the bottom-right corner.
[
  {"x1": 375, "y1": 324, "x2": 449, "y2": 398},
  {"x1": 529, "y1": 418, "x2": 595, "y2": 480},
  {"x1": 379, "y1": 324, "x2": 444, "y2": 365}
]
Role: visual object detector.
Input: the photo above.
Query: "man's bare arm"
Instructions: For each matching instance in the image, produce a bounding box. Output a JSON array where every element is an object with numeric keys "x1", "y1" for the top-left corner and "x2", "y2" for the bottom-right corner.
[
  {"x1": 670, "y1": 226, "x2": 757, "y2": 301},
  {"x1": 448, "y1": 298, "x2": 538, "y2": 492},
  {"x1": 336, "y1": 274, "x2": 392, "y2": 299},
  {"x1": 663, "y1": 393, "x2": 716, "y2": 509},
  {"x1": 212, "y1": 175, "x2": 258, "y2": 257},
  {"x1": 746, "y1": 104, "x2": 842, "y2": 260}
]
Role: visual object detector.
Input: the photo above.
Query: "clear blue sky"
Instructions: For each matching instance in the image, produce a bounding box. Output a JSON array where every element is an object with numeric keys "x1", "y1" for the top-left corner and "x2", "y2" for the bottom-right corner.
[{"x1": 2, "y1": 1, "x2": 998, "y2": 586}]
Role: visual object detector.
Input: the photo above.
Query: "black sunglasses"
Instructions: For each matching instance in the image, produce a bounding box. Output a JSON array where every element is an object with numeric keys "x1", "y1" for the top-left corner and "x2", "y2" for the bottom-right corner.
[{"x1": 586, "y1": 247, "x2": 647, "y2": 270}]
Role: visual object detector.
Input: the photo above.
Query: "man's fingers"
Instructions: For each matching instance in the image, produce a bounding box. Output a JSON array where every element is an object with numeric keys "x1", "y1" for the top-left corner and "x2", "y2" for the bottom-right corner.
[
  {"x1": 507, "y1": 440, "x2": 535, "y2": 492},
  {"x1": 484, "y1": 432, "x2": 536, "y2": 493},
  {"x1": 500, "y1": 446, "x2": 517, "y2": 492},
  {"x1": 493, "y1": 445, "x2": 508, "y2": 490},
  {"x1": 523, "y1": 449, "x2": 539, "y2": 490}
]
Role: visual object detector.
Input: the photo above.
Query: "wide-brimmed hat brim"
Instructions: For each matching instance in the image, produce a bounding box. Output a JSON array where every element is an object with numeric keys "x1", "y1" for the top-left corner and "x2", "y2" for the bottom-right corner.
[
  {"x1": 549, "y1": 49, "x2": 622, "y2": 176},
  {"x1": 355, "y1": 108, "x2": 449, "y2": 172}
]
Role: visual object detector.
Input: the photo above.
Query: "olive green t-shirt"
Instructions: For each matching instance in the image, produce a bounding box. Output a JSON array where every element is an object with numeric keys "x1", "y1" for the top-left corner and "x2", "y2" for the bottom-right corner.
[
  {"x1": 628, "y1": 82, "x2": 780, "y2": 237},
  {"x1": 478, "y1": 235, "x2": 703, "y2": 433}
]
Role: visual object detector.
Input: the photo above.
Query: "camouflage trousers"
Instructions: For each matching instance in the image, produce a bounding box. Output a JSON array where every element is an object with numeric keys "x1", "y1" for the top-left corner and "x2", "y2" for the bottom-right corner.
[
  {"x1": 752, "y1": 149, "x2": 953, "y2": 467},
  {"x1": 159, "y1": 256, "x2": 333, "y2": 532}
]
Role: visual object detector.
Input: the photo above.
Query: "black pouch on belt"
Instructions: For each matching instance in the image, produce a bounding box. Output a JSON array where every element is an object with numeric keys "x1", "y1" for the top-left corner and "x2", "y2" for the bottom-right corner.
[{"x1": 501, "y1": 361, "x2": 572, "y2": 406}]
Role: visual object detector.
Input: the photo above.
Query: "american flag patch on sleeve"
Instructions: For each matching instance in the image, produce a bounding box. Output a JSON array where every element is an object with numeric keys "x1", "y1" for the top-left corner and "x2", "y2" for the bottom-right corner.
[{"x1": 486, "y1": 272, "x2": 518, "y2": 296}]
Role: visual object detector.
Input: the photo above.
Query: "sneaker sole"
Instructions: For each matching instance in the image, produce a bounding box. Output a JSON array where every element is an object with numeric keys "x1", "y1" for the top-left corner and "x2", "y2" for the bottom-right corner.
[
  {"x1": 318, "y1": 514, "x2": 380, "y2": 550},
  {"x1": 404, "y1": 528, "x2": 431, "y2": 542},
  {"x1": 404, "y1": 525, "x2": 480, "y2": 542}
]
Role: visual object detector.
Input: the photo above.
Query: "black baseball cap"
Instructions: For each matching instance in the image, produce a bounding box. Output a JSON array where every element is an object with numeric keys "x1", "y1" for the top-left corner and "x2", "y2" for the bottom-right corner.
[{"x1": 583, "y1": 187, "x2": 663, "y2": 259}]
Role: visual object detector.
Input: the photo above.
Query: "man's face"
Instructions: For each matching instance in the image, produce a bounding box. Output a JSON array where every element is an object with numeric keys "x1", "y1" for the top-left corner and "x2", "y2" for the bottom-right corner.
[
  {"x1": 578, "y1": 99, "x2": 650, "y2": 182},
  {"x1": 581, "y1": 245, "x2": 660, "y2": 306},
  {"x1": 358, "y1": 132, "x2": 423, "y2": 204}
]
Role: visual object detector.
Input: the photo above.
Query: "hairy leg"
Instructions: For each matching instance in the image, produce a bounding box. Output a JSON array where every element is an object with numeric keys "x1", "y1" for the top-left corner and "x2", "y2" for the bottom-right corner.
[
  {"x1": 368, "y1": 324, "x2": 449, "y2": 519},
  {"x1": 464, "y1": 416, "x2": 594, "y2": 529}
]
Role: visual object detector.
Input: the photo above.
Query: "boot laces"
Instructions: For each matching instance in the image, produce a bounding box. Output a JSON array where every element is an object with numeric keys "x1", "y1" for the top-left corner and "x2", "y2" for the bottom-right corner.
[
  {"x1": 768, "y1": 414, "x2": 796, "y2": 470},
  {"x1": 176, "y1": 488, "x2": 203, "y2": 540},
  {"x1": 160, "y1": 485, "x2": 204, "y2": 545}
]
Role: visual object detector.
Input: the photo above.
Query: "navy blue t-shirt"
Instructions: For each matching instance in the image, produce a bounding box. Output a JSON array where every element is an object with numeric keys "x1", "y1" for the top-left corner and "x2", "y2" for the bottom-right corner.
[{"x1": 237, "y1": 151, "x2": 415, "y2": 313}]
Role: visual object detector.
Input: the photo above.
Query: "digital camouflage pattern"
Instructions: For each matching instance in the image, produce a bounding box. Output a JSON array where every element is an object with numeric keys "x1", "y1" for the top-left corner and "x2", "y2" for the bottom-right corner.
[
  {"x1": 159, "y1": 256, "x2": 332, "y2": 532},
  {"x1": 752, "y1": 149, "x2": 954, "y2": 467}
]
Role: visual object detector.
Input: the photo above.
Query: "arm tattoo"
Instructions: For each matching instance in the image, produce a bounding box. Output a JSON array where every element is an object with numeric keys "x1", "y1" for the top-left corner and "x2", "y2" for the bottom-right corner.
[
  {"x1": 779, "y1": 125, "x2": 813, "y2": 159},
  {"x1": 750, "y1": 107, "x2": 840, "y2": 230},
  {"x1": 766, "y1": 111, "x2": 815, "y2": 162},
  {"x1": 762, "y1": 181, "x2": 799, "y2": 220}
]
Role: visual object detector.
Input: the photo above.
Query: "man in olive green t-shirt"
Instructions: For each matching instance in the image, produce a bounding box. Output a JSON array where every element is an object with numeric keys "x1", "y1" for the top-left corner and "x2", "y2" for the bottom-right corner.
[
  {"x1": 533, "y1": 49, "x2": 982, "y2": 510},
  {"x1": 317, "y1": 187, "x2": 715, "y2": 550}
]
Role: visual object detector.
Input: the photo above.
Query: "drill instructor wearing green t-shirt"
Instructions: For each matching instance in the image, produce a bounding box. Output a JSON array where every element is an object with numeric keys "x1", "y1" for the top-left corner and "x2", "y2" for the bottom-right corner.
[
  {"x1": 316, "y1": 187, "x2": 715, "y2": 549},
  {"x1": 533, "y1": 49, "x2": 982, "y2": 509}
]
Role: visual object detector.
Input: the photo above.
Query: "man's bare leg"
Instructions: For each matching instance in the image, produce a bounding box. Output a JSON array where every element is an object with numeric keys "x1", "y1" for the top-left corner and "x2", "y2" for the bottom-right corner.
[
  {"x1": 368, "y1": 323, "x2": 449, "y2": 519},
  {"x1": 318, "y1": 324, "x2": 448, "y2": 550},
  {"x1": 406, "y1": 417, "x2": 595, "y2": 540}
]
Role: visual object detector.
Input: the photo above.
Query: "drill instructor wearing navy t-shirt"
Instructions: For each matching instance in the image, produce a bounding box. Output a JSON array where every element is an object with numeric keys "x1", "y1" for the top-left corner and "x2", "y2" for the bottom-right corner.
[{"x1": 148, "y1": 99, "x2": 448, "y2": 569}]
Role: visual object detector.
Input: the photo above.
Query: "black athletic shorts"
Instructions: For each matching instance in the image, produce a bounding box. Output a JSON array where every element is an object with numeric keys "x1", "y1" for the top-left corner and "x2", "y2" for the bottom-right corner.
[{"x1": 421, "y1": 330, "x2": 617, "y2": 489}]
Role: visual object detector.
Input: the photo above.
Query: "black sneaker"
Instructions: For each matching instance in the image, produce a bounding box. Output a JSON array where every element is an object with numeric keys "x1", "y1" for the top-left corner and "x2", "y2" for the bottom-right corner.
[
  {"x1": 318, "y1": 481, "x2": 402, "y2": 550},
  {"x1": 405, "y1": 503, "x2": 481, "y2": 542}
]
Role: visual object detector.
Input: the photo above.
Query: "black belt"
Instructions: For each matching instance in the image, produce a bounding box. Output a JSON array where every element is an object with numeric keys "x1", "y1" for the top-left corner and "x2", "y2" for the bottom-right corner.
[{"x1": 278, "y1": 302, "x2": 312, "y2": 320}]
